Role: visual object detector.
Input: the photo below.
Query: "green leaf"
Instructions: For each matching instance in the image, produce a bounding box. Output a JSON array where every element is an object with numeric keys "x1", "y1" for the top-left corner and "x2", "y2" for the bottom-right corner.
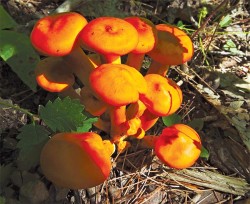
[
  {"x1": 17, "y1": 124, "x2": 50, "y2": 170},
  {"x1": 162, "y1": 114, "x2": 182, "y2": 127},
  {"x1": 188, "y1": 119, "x2": 204, "y2": 131},
  {"x1": 0, "y1": 164, "x2": 14, "y2": 192},
  {"x1": 0, "y1": 6, "x2": 17, "y2": 29},
  {"x1": 200, "y1": 146, "x2": 209, "y2": 160},
  {"x1": 39, "y1": 97, "x2": 86, "y2": 132},
  {"x1": 219, "y1": 15, "x2": 232, "y2": 28},
  {"x1": 0, "y1": 196, "x2": 6, "y2": 204},
  {"x1": 0, "y1": 30, "x2": 39, "y2": 91},
  {"x1": 76, "y1": 117, "x2": 98, "y2": 132},
  {"x1": 223, "y1": 39, "x2": 244, "y2": 55}
]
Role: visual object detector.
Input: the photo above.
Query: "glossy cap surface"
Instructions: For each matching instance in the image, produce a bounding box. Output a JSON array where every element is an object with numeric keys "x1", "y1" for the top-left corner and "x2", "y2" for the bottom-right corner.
[
  {"x1": 141, "y1": 74, "x2": 182, "y2": 116},
  {"x1": 40, "y1": 132, "x2": 111, "y2": 189},
  {"x1": 148, "y1": 24, "x2": 194, "y2": 65},
  {"x1": 125, "y1": 17, "x2": 157, "y2": 54},
  {"x1": 155, "y1": 124, "x2": 201, "y2": 169},
  {"x1": 89, "y1": 64, "x2": 147, "y2": 106},
  {"x1": 80, "y1": 17, "x2": 139, "y2": 56},
  {"x1": 31, "y1": 12, "x2": 87, "y2": 56}
]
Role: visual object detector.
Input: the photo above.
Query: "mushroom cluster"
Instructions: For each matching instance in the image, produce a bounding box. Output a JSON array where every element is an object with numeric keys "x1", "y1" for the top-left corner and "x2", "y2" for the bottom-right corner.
[{"x1": 30, "y1": 12, "x2": 201, "y2": 189}]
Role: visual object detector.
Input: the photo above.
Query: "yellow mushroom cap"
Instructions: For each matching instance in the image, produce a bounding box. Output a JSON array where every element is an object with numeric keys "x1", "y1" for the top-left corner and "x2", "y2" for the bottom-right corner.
[
  {"x1": 40, "y1": 132, "x2": 112, "y2": 189},
  {"x1": 141, "y1": 74, "x2": 182, "y2": 116},
  {"x1": 30, "y1": 12, "x2": 88, "y2": 56},
  {"x1": 79, "y1": 17, "x2": 139, "y2": 56},
  {"x1": 125, "y1": 16, "x2": 158, "y2": 54},
  {"x1": 147, "y1": 24, "x2": 194, "y2": 65},
  {"x1": 35, "y1": 57, "x2": 74, "y2": 92},
  {"x1": 89, "y1": 64, "x2": 147, "y2": 106},
  {"x1": 155, "y1": 124, "x2": 201, "y2": 169}
]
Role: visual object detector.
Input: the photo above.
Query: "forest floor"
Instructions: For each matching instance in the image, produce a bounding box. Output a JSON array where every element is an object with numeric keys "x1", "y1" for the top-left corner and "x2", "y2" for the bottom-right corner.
[{"x1": 0, "y1": 0, "x2": 250, "y2": 203}]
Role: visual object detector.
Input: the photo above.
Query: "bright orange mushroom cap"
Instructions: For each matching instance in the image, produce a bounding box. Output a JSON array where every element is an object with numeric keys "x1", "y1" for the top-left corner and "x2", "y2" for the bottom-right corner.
[
  {"x1": 89, "y1": 64, "x2": 147, "y2": 106},
  {"x1": 155, "y1": 124, "x2": 202, "y2": 169},
  {"x1": 147, "y1": 24, "x2": 194, "y2": 65},
  {"x1": 40, "y1": 132, "x2": 112, "y2": 189},
  {"x1": 79, "y1": 17, "x2": 139, "y2": 59},
  {"x1": 140, "y1": 74, "x2": 183, "y2": 116},
  {"x1": 30, "y1": 12, "x2": 87, "y2": 56},
  {"x1": 35, "y1": 57, "x2": 75, "y2": 92},
  {"x1": 124, "y1": 17, "x2": 158, "y2": 54}
]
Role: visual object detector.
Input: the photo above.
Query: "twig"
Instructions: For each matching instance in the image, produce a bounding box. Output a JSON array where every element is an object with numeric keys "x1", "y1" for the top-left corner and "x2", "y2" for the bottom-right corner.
[
  {"x1": 208, "y1": 50, "x2": 250, "y2": 57},
  {"x1": 52, "y1": 0, "x2": 89, "y2": 14},
  {"x1": 162, "y1": 168, "x2": 250, "y2": 196},
  {"x1": 191, "y1": 0, "x2": 229, "y2": 39}
]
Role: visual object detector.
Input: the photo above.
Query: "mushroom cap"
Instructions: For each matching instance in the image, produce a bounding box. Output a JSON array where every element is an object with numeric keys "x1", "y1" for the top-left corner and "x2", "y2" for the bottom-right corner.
[
  {"x1": 79, "y1": 17, "x2": 139, "y2": 56},
  {"x1": 35, "y1": 57, "x2": 75, "y2": 92},
  {"x1": 80, "y1": 87, "x2": 107, "y2": 116},
  {"x1": 40, "y1": 132, "x2": 112, "y2": 189},
  {"x1": 140, "y1": 109, "x2": 159, "y2": 131},
  {"x1": 89, "y1": 64, "x2": 147, "y2": 106},
  {"x1": 30, "y1": 12, "x2": 87, "y2": 56},
  {"x1": 140, "y1": 74, "x2": 182, "y2": 116},
  {"x1": 147, "y1": 24, "x2": 194, "y2": 65},
  {"x1": 155, "y1": 124, "x2": 201, "y2": 169},
  {"x1": 125, "y1": 17, "x2": 158, "y2": 54}
]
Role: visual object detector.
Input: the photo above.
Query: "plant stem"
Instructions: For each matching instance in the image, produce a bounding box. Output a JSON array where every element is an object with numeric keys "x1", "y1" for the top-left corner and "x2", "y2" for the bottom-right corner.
[{"x1": 0, "y1": 101, "x2": 36, "y2": 124}]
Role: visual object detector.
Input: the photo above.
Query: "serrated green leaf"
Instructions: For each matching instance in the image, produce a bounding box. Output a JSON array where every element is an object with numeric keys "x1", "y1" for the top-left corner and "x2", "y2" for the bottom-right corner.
[
  {"x1": 17, "y1": 124, "x2": 50, "y2": 170},
  {"x1": 200, "y1": 146, "x2": 209, "y2": 160},
  {"x1": 76, "y1": 117, "x2": 98, "y2": 132},
  {"x1": 39, "y1": 97, "x2": 86, "y2": 132},
  {"x1": 17, "y1": 124, "x2": 50, "y2": 147},
  {"x1": 162, "y1": 114, "x2": 182, "y2": 127},
  {"x1": 0, "y1": 164, "x2": 14, "y2": 192},
  {"x1": 219, "y1": 15, "x2": 232, "y2": 28},
  {"x1": 0, "y1": 6, "x2": 17, "y2": 30},
  {"x1": 188, "y1": 118, "x2": 204, "y2": 131},
  {"x1": 0, "y1": 30, "x2": 39, "y2": 91}
]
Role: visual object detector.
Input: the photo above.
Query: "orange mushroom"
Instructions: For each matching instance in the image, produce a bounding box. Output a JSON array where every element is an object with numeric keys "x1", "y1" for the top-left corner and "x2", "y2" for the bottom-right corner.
[
  {"x1": 155, "y1": 124, "x2": 202, "y2": 169},
  {"x1": 40, "y1": 132, "x2": 112, "y2": 189},
  {"x1": 140, "y1": 74, "x2": 183, "y2": 116},
  {"x1": 125, "y1": 17, "x2": 158, "y2": 70},
  {"x1": 35, "y1": 57, "x2": 80, "y2": 99},
  {"x1": 140, "y1": 109, "x2": 159, "y2": 131},
  {"x1": 79, "y1": 17, "x2": 139, "y2": 64},
  {"x1": 147, "y1": 24, "x2": 194, "y2": 76},
  {"x1": 30, "y1": 12, "x2": 95, "y2": 87},
  {"x1": 89, "y1": 63, "x2": 147, "y2": 143}
]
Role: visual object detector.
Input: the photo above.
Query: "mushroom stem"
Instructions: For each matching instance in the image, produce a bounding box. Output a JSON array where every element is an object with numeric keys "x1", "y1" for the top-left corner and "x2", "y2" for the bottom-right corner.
[
  {"x1": 126, "y1": 53, "x2": 145, "y2": 70},
  {"x1": 63, "y1": 47, "x2": 95, "y2": 87},
  {"x1": 109, "y1": 105, "x2": 127, "y2": 143},
  {"x1": 146, "y1": 60, "x2": 169, "y2": 76},
  {"x1": 59, "y1": 86, "x2": 81, "y2": 100},
  {"x1": 101, "y1": 54, "x2": 121, "y2": 64}
]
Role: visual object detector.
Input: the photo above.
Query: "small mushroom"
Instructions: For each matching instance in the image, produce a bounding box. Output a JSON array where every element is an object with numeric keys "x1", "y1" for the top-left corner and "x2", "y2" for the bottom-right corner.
[
  {"x1": 125, "y1": 17, "x2": 158, "y2": 70},
  {"x1": 40, "y1": 132, "x2": 112, "y2": 189},
  {"x1": 140, "y1": 74, "x2": 183, "y2": 116},
  {"x1": 30, "y1": 12, "x2": 95, "y2": 87},
  {"x1": 147, "y1": 24, "x2": 194, "y2": 76},
  {"x1": 155, "y1": 124, "x2": 202, "y2": 169},
  {"x1": 89, "y1": 63, "x2": 147, "y2": 144},
  {"x1": 35, "y1": 57, "x2": 80, "y2": 99},
  {"x1": 79, "y1": 17, "x2": 139, "y2": 64}
]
